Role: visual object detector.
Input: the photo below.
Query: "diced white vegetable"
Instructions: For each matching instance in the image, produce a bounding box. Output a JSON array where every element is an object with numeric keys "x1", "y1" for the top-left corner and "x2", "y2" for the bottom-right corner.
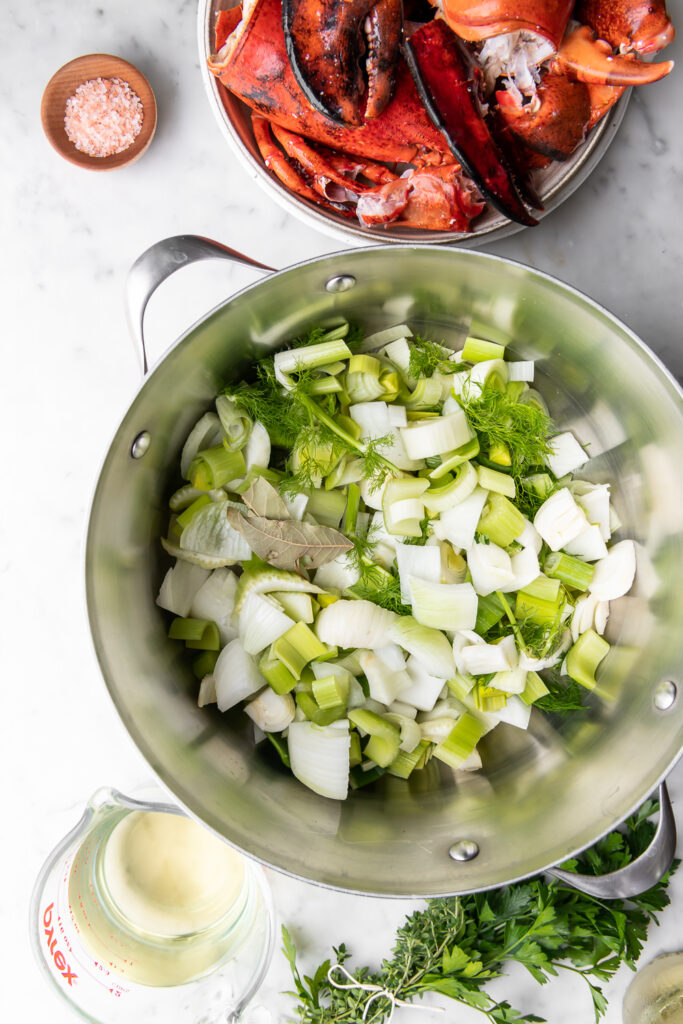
[
  {"x1": 545, "y1": 432, "x2": 589, "y2": 479},
  {"x1": 533, "y1": 488, "x2": 588, "y2": 551},
  {"x1": 190, "y1": 568, "x2": 239, "y2": 645},
  {"x1": 239, "y1": 593, "x2": 294, "y2": 655},
  {"x1": 519, "y1": 518, "x2": 542, "y2": 554},
  {"x1": 395, "y1": 542, "x2": 441, "y2": 602},
  {"x1": 399, "y1": 656, "x2": 448, "y2": 712},
  {"x1": 564, "y1": 524, "x2": 608, "y2": 562},
  {"x1": 359, "y1": 650, "x2": 411, "y2": 705},
  {"x1": 491, "y1": 695, "x2": 531, "y2": 730},
  {"x1": 244, "y1": 421, "x2": 271, "y2": 471},
  {"x1": 245, "y1": 688, "x2": 295, "y2": 733},
  {"x1": 389, "y1": 700, "x2": 418, "y2": 720},
  {"x1": 287, "y1": 720, "x2": 351, "y2": 800},
  {"x1": 589, "y1": 540, "x2": 636, "y2": 601},
  {"x1": 214, "y1": 639, "x2": 265, "y2": 712},
  {"x1": 388, "y1": 405, "x2": 407, "y2": 428},
  {"x1": 315, "y1": 600, "x2": 398, "y2": 649},
  {"x1": 467, "y1": 542, "x2": 514, "y2": 597},
  {"x1": 197, "y1": 674, "x2": 216, "y2": 708},
  {"x1": 435, "y1": 486, "x2": 488, "y2": 550},
  {"x1": 519, "y1": 633, "x2": 569, "y2": 670},
  {"x1": 384, "y1": 713, "x2": 422, "y2": 752},
  {"x1": 420, "y1": 716, "x2": 462, "y2": 744},
  {"x1": 380, "y1": 334, "x2": 413, "y2": 364},
  {"x1": 157, "y1": 561, "x2": 211, "y2": 617},
  {"x1": 369, "y1": 512, "x2": 399, "y2": 568},
  {"x1": 467, "y1": 358, "x2": 509, "y2": 391},
  {"x1": 180, "y1": 412, "x2": 223, "y2": 479},
  {"x1": 571, "y1": 482, "x2": 611, "y2": 541},
  {"x1": 491, "y1": 667, "x2": 526, "y2": 694},
  {"x1": 389, "y1": 616, "x2": 456, "y2": 678},
  {"x1": 350, "y1": 402, "x2": 422, "y2": 470},
  {"x1": 283, "y1": 493, "x2": 309, "y2": 521},
  {"x1": 401, "y1": 410, "x2": 473, "y2": 460},
  {"x1": 461, "y1": 635, "x2": 517, "y2": 675},
  {"x1": 457, "y1": 749, "x2": 483, "y2": 772},
  {"x1": 409, "y1": 578, "x2": 478, "y2": 631},
  {"x1": 507, "y1": 361, "x2": 534, "y2": 382},
  {"x1": 595, "y1": 601, "x2": 609, "y2": 634},
  {"x1": 359, "y1": 477, "x2": 386, "y2": 511},
  {"x1": 180, "y1": 500, "x2": 252, "y2": 563},
  {"x1": 313, "y1": 553, "x2": 360, "y2": 591},
  {"x1": 375, "y1": 643, "x2": 407, "y2": 670},
  {"x1": 499, "y1": 545, "x2": 540, "y2": 594}
]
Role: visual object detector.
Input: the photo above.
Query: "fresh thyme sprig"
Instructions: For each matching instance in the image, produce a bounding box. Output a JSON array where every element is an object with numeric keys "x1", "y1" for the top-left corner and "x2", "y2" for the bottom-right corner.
[{"x1": 284, "y1": 803, "x2": 678, "y2": 1024}]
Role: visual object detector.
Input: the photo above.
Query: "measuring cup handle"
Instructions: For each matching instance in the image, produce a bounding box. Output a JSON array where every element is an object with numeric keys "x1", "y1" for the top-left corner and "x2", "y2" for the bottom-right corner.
[
  {"x1": 125, "y1": 235, "x2": 274, "y2": 375},
  {"x1": 547, "y1": 782, "x2": 677, "y2": 899}
]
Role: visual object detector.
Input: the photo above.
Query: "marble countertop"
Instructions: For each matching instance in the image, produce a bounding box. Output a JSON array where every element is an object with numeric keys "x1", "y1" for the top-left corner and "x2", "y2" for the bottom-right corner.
[{"x1": 3, "y1": 0, "x2": 683, "y2": 1020}]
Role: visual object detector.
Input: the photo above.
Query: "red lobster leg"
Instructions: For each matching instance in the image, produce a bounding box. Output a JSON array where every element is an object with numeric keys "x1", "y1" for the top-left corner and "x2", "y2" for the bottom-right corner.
[
  {"x1": 209, "y1": 0, "x2": 449, "y2": 165},
  {"x1": 496, "y1": 72, "x2": 591, "y2": 162},
  {"x1": 584, "y1": 82, "x2": 627, "y2": 132},
  {"x1": 555, "y1": 25, "x2": 674, "y2": 86},
  {"x1": 404, "y1": 20, "x2": 538, "y2": 226},
  {"x1": 252, "y1": 115, "x2": 336, "y2": 208},
  {"x1": 574, "y1": 0, "x2": 675, "y2": 55},
  {"x1": 439, "y1": 0, "x2": 573, "y2": 47}
]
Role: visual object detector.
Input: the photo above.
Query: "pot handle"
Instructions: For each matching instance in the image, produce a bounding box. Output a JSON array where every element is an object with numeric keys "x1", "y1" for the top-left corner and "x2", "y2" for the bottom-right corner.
[
  {"x1": 125, "y1": 234, "x2": 274, "y2": 374},
  {"x1": 547, "y1": 782, "x2": 676, "y2": 898}
]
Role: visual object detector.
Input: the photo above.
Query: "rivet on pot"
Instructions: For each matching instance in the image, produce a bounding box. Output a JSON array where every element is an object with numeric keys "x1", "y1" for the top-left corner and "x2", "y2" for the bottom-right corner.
[
  {"x1": 325, "y1": 274, "x2": 356, "y2": 293},
  {"x1": 131, "y1": 431, "x2": 151, "y2": 459},
  {"x1": 654, "y1": 680, "x2": 678, "y2": 711},
  {"x1": 449, "y1": 839, "x2": 479, "y2": 862}
]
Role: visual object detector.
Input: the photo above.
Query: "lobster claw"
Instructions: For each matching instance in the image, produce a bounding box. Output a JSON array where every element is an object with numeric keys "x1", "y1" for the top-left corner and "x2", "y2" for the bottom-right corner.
[
  {"x1": 282, "y1": 0, "x2": 403, "y2": 126},
  {"x1": 404, "y1": 19, "x2": 538, "y2": 226},
  {"x1": 575, "y1": 0, "x2": 675, "y2": 55},
  {"x1": 555, "y1": 24, "x2": 674, "y2": 86}
]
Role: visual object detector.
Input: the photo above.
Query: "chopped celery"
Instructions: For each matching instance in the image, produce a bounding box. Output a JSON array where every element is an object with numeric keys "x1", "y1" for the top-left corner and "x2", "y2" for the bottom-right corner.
[
  {"x1": 477, "y1": 494, "x2": 525, "y2": 547},
  {"x1": 259, "y1": 651, "x2": 298, "y2": 694},
  {"x1": 312, "y1": 674, "x2": 348, "y2": 710},
  {"x1": 476, "y1": 465, "x2": 516, "y2": 499},
  {"x1": 168, "y1": 617, "x2": 220, "y2": 651},
  {"x1": 189, "y1": 445, "x2": 246, "y2": 490},
  {"x1": 514, "y1": 588, "x2": 562, "y2": 626},
  {"x1": 566, "y1": 629, "x2": 610, "y2": 690},
  {"x1": 462, "y1": 336, "x2": 506, "y2": 362},
  {"x1": 544, "y1": 552, "x2": 594, "y2": 591},
  {"x1": 523, "y1": 574, "x2": 561, "y2": 603},
  {"x1": 387, "y1": 740, "x2": 431, "y2": 779},
  {"x1": 273, "y1": 622, "x2": 329, "y2": 678},
  {"x1": 433, "y1": 714, "x2": 485, "y2": 769},
  {"x1": 192, "y1": 650, "x2": 219, "y2": 680},
  {"x1": 475, "y1": 593, "x2": 506, "y2": 635},
  {"x1": 521, "y1": 671, "x2": 549, "y2": 705},
  {"x1": 176, "y1": 495, "x2": 212, "y2": 530}
]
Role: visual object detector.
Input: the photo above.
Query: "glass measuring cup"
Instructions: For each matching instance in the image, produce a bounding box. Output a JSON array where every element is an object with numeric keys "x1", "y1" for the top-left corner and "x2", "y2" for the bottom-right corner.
[{"x1": 30, "y1": 787, "x2": 275, "y2": 1023}]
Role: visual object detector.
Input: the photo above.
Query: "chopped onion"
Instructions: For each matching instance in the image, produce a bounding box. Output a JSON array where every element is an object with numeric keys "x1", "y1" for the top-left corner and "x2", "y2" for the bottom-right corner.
[
  {"x1": 500, "y1": 545, "x2": 540, "y2": 594},
  {"x1": 314, "y1": 553, "x2": 360, "y2": 591},
  {"x1": 491, "y1": 695, "x2": 531, "y2": 729},
  {"x1": 190, "y1": 567, "x2": 239, "y2": 645},
  {"x1": 244, "y1": 421, "x2": 271, "y2": 471},
  {"x1": 571, "y1": 481, "x2": 611, "y2": 541},
  {"x1": 467, "y1": 542, "x2": 514, "y2": 597},
  {"x1": 564, "y1": 524, "x2": 608, "y2": 562},
  {"x1": 239, "y1": 593, "x2": 294, "y2": 655},
  {"x1": 519, "y1": 518, "x2": 542, "y2": 554},
  {"x1": 589, "y1": 540, "x2": 636, "y2": 601},
  {"x1": 435, "y1": 486, "x2": 488, "y2": 550},
  {"x1": 507, "y1": 360, "x2": 534, "y2": 382},
  {"x1": 245, "y1": 688, "x2": 295, "y2": 732},
  {"x1": 180, "y1": 500, "x2": 252, "y2": 563},
  {"x1": 359, "y1": 650, "x2": 411, "y2": 705},
  {"x1": 197, "y1": 674, "x2": 217, "y2": 707},
  {"x1": 545, "y1": 432, "x2": 589, "y2": 478},
  {"x1": 400, "y1": 656, "x2": 448, "y2": 711},
  {"x1": 395, "y1": 542, "x2": 441, "y2": 602},
  {"x1": 157, "y1": 561, "x2": 210, "y2": 617},
  {"x1": 287, "y1": 720, "x2": 351, "y2": 800},
  {"x1": 315, "y1": 600, "x2": 398, "y2": 649},
  {"x1": 461, "y1": 635, "x2": 517, "y2": 675},
  {"x1": 214, "y1": 638, "x2": 265, "y2": 712},
  {"x1": 533, "y1": 488, "x2": 588, "y2": 551}
]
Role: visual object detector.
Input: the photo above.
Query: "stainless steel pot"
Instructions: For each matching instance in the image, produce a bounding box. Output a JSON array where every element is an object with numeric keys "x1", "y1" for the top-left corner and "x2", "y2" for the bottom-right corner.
[{"x1": 87, "y1": 237, "x2": 683, "y2": 897}]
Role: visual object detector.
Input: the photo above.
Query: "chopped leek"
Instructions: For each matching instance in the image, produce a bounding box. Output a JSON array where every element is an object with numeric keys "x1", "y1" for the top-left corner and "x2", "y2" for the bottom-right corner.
[{"x1": 565, "y1": 629, "x2": 610, "y2": 690}]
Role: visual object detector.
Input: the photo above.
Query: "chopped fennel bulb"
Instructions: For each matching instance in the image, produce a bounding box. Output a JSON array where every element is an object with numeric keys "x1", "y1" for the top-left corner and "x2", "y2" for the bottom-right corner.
[
  {"x1": 375, "y1": 643, "x2": 407, "y2": 670},
  {"x1": 491, "y1": 667, "x2": 527, "y2": 694},
  {"x1": 190, "y1": 568, "x2": 239, "y2": 645},
  {"x1": 434, "y1": 486, "x2": 488, "y2": 550},
  {"x1": 395, "y1": 542, "x2": 441, "y2": 602},
  {"x1": 571, "y1": 481, "x2": 611, "y2": 541},
  {"x1": 467, "y1": 542, "x2": 514, "y2": 597},
  {"x1": 245, "y1": 688, "x2": 295, "y2": 733},
  {"x1": 408, "y1": 578, "x2": 478, "y2": 631},
  {"x1": 507, "y1": 360, "x2": 534, "y2": 382},
  {"x1": 287, "y1": 720, "x2": 351, "y2": 800},
  {"x1": 461, "y1": 635, "x2": 517, "y2": 675},
  {"x1": 180, "y1": 412, "x2": 223, "y2": 479},
  {"x1": 157, "y1": 561, "x2": 211, "y2": 618},
  {"x1": 401, "y1": 410, "x2": 472, "y2": 460},
  {"x1": 315, "y1": 600, "x2": 397, "y2": 649},
  {"x1": 502, "y1": 545, "x2": 540, "y2": 593},
  {"x1": 389, "y1": 616, "x2": 456, "y2": 678},
  {"x1": 239, "y1": 593, "x2": 294, "y2": 655},
  {"x1": 243, "y1": 421, "x2": 271, "y2": 471},
  {"x1": 491, "y1": 695, "x2": 531, "y2": 730},
  {"x1": 467, "y1": 358, "x2": 509, "y2": 392},
  {"x1": 571, "y1": 593, "x2": 610, "y2": 643},
  {"x1": 545, "y1": 432, "x2": 589, "y2": 479},
  {"x1": 533, "y1": 488, "x2": 588, "y2": 551},
  {"x1": 180, "y1": 500, "x2": 252, "y2": 563},
  {"x1": 384, "y1": 713, "x2": 422, "y2": 753},
  {"x1": 359, "y1": 650, "x2": 411, "y2": 705},
  {"x1": 313, "y1": 553, "x2": 361, "y2": 591},
  {"x1": 589, "y1": 540, "x2": 636, "y2": 601},
  {"x1": 518, "y1": 518, "x2": 542, "y2": 554},
  {"x1": 564, "y1": 524, "x2": 608, "y2": 562},
  {"x1": 400, "y1": 656, "x2": 448, "y2": 712},
  {"x1": 197, "y1": 674, "x2": 216, "y2": 708},
  {"x1": 214, "y1": 638, "x2": 265, "y2": 712}
]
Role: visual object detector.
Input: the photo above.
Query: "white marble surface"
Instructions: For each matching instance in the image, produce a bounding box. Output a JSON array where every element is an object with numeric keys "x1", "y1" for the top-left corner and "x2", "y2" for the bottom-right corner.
[{"x1": 3, "y1": 0, "x2": 683, "y2": 1021}]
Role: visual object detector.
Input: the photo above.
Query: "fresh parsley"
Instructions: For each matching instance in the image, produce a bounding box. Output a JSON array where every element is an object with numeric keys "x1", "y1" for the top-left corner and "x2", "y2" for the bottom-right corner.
[{"x1": 284, "y1": 803, "x2": 678, "y2": 1024}]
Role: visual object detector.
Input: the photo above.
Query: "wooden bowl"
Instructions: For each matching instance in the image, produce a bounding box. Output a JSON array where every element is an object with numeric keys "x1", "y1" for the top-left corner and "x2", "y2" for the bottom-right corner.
[{"x1": 41, "y1": 54, "x2": 157, "y2": 171}]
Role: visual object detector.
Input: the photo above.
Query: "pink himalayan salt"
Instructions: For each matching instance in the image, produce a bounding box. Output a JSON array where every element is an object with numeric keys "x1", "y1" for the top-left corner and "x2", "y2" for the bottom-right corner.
[{"x1": 64, "y1": 77, "x2": 143, "y2": 158}]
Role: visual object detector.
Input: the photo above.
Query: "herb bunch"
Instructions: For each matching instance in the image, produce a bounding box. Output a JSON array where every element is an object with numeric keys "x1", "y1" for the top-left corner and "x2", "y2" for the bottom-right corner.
[
  {"x1": 408, "y1": 335, "x2": 467, "y2": 379},
  {"x1": 458, "y1": 384, "x2": 553, "y2": 481},
  {"x1": 284, "y1": 802, "x2": 677, "y2": 1024}
]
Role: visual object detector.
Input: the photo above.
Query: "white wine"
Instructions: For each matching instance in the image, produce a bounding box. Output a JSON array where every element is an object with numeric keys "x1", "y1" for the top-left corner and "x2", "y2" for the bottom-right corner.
[
  {"x1": 623, "y1": 954, "x2": 683, "y2": 1024},
  {"x1": 69, "y1": 808, "x2": 254, "y2": 986}
]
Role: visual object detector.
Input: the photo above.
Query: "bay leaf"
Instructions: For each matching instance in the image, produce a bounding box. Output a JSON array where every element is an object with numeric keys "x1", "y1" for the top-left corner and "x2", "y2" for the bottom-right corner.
[
  {"x1": 241, "y1": 477, "x2": 291, "y2": 521},
  {"x1": 226, "y1": 508, "x2": 352, "y2": 570}
]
